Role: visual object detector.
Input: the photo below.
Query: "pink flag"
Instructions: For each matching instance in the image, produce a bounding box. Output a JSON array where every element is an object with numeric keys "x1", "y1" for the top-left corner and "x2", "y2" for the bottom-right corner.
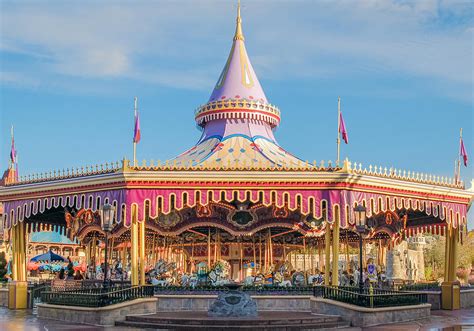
[
  {"x1": 460, "y1": 138, "x2": 468, "y2": 167},
  {"x1": 10, "y1": 137, "x2": 16, "y2": 164},
  {"x1": 133, "y1": 112, "x2": 141, "y2": 144},
  {"x1": 339, "y1": 112, "x2": 348, "y2": 144}
]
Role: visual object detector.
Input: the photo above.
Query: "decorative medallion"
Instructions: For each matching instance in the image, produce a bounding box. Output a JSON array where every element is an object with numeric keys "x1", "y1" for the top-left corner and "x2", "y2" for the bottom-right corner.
[
  {"x1": 227, "y1": 205, "x2": 257, "y2": 229},
  {"x1": 273, "y1": 206, "x2": 289, "y2": 218},
  {"x1": 196, "y1": 204, "x2": 212, "y2": 218},
  {"x1": 157, "y1": 210, "x2": 181, "y2": 229},
  {"x1": 64, "y1": 208, "x2": 100, "y2": 240}
]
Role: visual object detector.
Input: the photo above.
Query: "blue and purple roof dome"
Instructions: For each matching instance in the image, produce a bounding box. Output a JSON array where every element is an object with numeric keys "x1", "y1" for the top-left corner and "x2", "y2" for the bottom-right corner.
[{"x1": 172, "y1": 4, "x2": 304, "y2": 168}]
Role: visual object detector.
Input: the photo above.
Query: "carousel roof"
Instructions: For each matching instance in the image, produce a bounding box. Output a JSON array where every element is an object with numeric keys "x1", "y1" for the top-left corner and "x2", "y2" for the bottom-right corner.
[
  {"x1": 208, "y1": 4, "x2": 267, "y2": 104},
  {"x1": 172, "y1": 3, "x2": 303, "y2": 169},
  {"x1": 30, "y1": 230, "x2": 77, "y2": 245},
  {"x1": 0, "y1": 4, "x2": 472, "y2": 237}
]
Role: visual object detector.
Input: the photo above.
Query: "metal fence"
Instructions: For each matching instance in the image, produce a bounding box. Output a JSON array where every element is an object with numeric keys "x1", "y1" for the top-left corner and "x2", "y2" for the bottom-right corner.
[
  {"x1": 41, "y1": 285, "x2": 154, "y2": 307},
  {"x1": 29, "y1": 283, "x2": 51, "y2": 309},
  {"x1": 314, "y1": 285, "x2": 428, "y2": 308},
  {"x1": 153, "y1": 285, "x2": 314, "y2": 295}
]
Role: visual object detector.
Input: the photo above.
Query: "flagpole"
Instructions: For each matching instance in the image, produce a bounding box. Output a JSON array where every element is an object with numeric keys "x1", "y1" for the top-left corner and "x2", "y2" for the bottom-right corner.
[
  {"x1": 133, "y1": 97, "x2": 138, "y2": 167},
  {"x1": 456, "y1": 128, "x2": 462, "y2": 183},
  {"x1": 336, "y1": 97, "x2": 341, "y2": 166},
  {"x1": 454, "y1": 160, "x2": 458, "y2": 183}
]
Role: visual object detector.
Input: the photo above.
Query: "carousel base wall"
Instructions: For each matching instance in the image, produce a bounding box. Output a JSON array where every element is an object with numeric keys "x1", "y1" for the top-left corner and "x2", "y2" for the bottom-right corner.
[
  {"x1": 424, "y1": 291, "x2": 442, "y2": 310},
  {"x1": 419, "y1": 289, "x2": 474, "y2": 310},
  {"x1": 36, "y1": 298, "x2": 157, "y2": 326},
  {"x1": 156, "y1": 295, "x2": 312, "y2": 312},
  {"x1": 0, "y1": 289, "x2": 7, "y2": 307},
  {"x1": 461, "y1": 289, "x2": 474, "y2": 308},
  {"x1": 310, "y1": 297, "x2": 431, "y2": 327}
]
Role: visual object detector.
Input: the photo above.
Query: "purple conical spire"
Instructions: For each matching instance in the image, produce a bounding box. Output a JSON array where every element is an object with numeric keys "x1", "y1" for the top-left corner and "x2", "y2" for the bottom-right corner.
[
  {"x1": 208, "y1": 3, "x2": 267, "y2": 103},
  {"x1": 173, "y1": 3, "x2": 305, "y2": 169}
]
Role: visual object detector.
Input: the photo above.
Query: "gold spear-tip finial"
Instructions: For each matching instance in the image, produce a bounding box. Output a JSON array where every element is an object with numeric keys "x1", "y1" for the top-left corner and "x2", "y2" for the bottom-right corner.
[{"x1": 234, "y1": 0, "x2": 244, "y2": 41}]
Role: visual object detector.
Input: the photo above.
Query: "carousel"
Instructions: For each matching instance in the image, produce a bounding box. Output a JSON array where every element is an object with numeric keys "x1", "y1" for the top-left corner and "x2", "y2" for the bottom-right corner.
[{"x1": 0, "y1": 3, "x2": 472, "y2": 309}]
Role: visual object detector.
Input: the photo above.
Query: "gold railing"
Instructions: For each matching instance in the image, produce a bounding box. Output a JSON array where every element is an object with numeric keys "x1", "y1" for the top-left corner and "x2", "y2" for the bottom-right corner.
[
  {"x1": 194, "y1": 99, "x2": 281, "y2": 118},
  {"x1": 10, "y1": 161, "x2": 121, "y2": 186},
  {"x1": 5, "y1": 158, "x2": 463, "y2": 189},
  {"x1": 349, "y1": 160, "x2": 463, "y2": 188}
]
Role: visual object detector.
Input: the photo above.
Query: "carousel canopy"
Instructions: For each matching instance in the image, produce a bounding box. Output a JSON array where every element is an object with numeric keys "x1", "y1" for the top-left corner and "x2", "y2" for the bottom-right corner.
[
  {"x1": 30, "y1": 250, "x2": 67, "y2": 262},
  {"x1": 0, "y1": 5, "x2": 472, "y2": 241}
]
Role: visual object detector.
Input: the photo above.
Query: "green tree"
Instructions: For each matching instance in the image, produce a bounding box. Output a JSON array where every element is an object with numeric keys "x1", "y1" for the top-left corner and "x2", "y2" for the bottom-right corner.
[
  {"x1": 424, "y1": 235, "x2": 445, "y2": 280},
  {"x1": 458, "y1": 231, "x2": 474, "y2": 269},
  {"x1": 0, "y1": 252, "x2": 8, "y2": 281},
  {"x1": 423, "y1": 231, "x2": 474, "y2": 281}
]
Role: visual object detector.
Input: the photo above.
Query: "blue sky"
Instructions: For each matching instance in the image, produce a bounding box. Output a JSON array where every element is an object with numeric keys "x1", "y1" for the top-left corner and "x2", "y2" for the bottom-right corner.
[{"x1": 0, "y1": 1, "x2": 473, "y2": 227}]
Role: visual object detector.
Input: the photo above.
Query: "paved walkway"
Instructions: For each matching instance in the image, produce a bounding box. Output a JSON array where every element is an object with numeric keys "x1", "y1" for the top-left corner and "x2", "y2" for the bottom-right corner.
[
  {"x1": 0, "y1": 307, "x2": 473, "y2": 330},
  {"x1": 0, "y1": 307, "x2": 139, "y2": 331},
  {"x1": 358, "y1": 309, "x2": 474, "y2": 331}
]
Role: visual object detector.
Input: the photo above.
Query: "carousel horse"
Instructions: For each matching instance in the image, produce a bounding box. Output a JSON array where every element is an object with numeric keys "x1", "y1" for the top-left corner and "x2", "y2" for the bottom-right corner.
[
  {"x1": 150, "y1": 259, "x2": 178, "y2": 286},
  {"x1": 273, "y1": 261, "x2": 293, "y2": 287},
  {"x1": 339, "y1": 271, "x2": 351, "y2": 286},
  {"x1": 307, "y1": 273, "x2": 324, "y2": 285},
  {"x1": 292, "y1": 271, "x2": 306, "y2": 286},
  {"x1": 181, "y1": 273, "x2": 198, "y2": 287},
  {"x1": 207, "y1": 260, "x2": 231, "y2": 286},
  {"x1": 243, "y1": 273, "x2": 266, "y2": 286},
  {"x1": 154, "y1": 259, "x2": 175, "y2": 275},
  {"x1": 195, "y1": 262, "x2": 210, "y2": 286}
]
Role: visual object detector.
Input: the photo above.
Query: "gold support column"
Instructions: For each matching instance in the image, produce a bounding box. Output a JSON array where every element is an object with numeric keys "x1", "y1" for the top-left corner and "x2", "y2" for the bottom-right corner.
[
  {"x1": 121, "y1": 245, "x2": 127, "y2": 267},
  {"x1": 131, "y1": 216, "x2": 139, "y2": 286},
  {"x1": 85, "y1": 242, "x2": 90, "y2": 267},
  {"x1": 324, "y1": 225, "x2": 331, "y2": 285},
  {"x1": 139, "y1": 220, "x2": 146, "y2": 285},
  {"x1": 331, "y1": 209, "x2": 340, "y2": 286},
  {"x1": 444, "y1": 228, "x2": 451, "y2": 282},
  {"x1": 11, "y1": 226, "x2": 18, "y2": 281},
  {"x1": 8, "y1": 223, "x2": 28, "y2": 309},
  {"x1": 91, "y1": 234, "x2": 97, "y2": 273},
  {"x1": 18, "y1": 222, "x2": 27, "y2": 282},
  {"x1": 448, "y1": 228, "x2": 459, "y2": 282},
  {"x1": 442, "y1": 224, "x2": 460, "y2": 310}
]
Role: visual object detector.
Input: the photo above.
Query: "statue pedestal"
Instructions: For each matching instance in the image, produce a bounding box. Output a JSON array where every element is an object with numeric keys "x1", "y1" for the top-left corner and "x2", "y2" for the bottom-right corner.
[{"x1": 208, "y1": 289, "x2": 257, "y2": 317}]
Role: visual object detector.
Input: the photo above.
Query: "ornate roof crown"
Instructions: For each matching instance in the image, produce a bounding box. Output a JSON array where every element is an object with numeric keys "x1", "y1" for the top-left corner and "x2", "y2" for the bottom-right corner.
[{"x1": 195, "y1": 1, "x2": 281, "y2": 128}]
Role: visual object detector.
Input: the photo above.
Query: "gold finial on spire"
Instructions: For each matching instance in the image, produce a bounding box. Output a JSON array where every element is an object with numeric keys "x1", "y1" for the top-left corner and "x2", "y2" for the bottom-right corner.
[{"x1": 234, "y1": 0, "x2": 244, "y2": 41}]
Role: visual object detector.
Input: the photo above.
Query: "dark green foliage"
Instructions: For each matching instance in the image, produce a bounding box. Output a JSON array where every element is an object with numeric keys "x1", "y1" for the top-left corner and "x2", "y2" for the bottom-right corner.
[
  {"x1": 66, "y1": 259, "x2": 74, "y2": 278},
  {"x1": 0, "y1": 252, "x2": 8, "y2": 281}
]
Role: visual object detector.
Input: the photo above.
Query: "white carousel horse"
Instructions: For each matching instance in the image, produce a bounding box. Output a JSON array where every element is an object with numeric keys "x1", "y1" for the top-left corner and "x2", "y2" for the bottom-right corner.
[
  {"x1": 181, "y1": 273, "x2": 198, "y2": 287},
  {"x1": 149, "y1": 259, "x2": 178, "y2": 286},
  {"x1": 207, "y1": 260, "x2": 231, "y2": 286},
  {"x1": 278, "y1": 279, "x2": 292, "y2": 287},
  {"x1": 292, "y1": 271, "x2": 306, "y2": 286},
  {"x1": 243, "y1": 274, "x2": 266, "y2": 286},
  {"x1": 272, "y1": 261, "x2": 293, "y2": 287},
  {"x1": 308, "y1": 274, "x2": 324, "y2": 285}
]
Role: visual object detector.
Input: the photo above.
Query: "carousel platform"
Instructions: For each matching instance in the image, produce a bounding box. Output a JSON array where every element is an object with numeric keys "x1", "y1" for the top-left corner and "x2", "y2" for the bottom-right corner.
[{"x1": 115, "y1": 311, "x2": 348, "y2": 330}]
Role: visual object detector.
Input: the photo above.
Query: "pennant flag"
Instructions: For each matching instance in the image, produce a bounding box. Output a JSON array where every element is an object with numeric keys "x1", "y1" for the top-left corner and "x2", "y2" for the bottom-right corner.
[
  {"x1": 10, "y1": 125, "x2": 17, "y2": 167},
  {"x1": 133, "y1": 111, "x2": 141, "y2": 144},
  {"x1": 339, "y1": 112, "x2": 349, "y2": 144},
  {"x1": 460, "y1": 137, "x2": 468, "y2": 167},
  {"x1": 10, "y1": 137, "x2": 16, "y2": 164}
]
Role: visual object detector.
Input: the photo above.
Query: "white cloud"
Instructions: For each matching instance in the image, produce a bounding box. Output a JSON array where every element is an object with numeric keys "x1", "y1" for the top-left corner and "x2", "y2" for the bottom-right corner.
[
  {"x1": 0, "y1": 71, "x2": 40, "y2": 88},
  {"x1": 0, "y1": 0, "x2": 472, "y2": 99},
  {"x1": 54, "y1": 49, "x2": 130, "y2": 77}
]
